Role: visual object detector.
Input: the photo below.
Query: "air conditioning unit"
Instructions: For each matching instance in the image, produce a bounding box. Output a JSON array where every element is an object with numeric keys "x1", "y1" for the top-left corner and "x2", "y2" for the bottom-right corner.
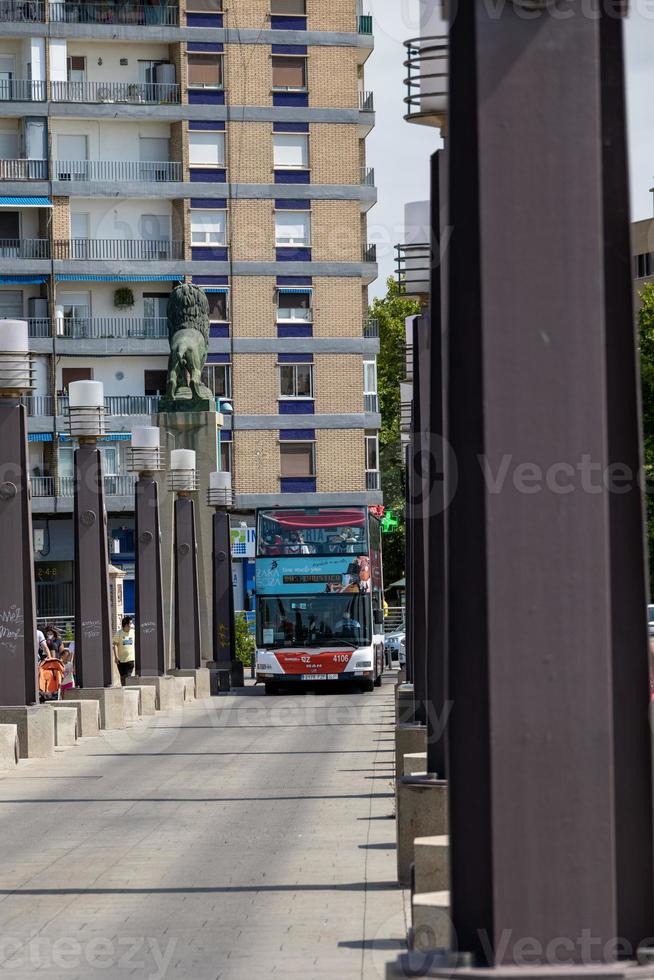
[{"x1": 28, "y1": 297, "x2": 48, "y2": 319}]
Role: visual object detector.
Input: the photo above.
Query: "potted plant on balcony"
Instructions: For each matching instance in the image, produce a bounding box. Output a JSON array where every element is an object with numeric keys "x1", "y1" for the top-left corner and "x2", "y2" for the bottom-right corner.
[{"x1": 114, "y1": 287, "x2": 135, "y2": 310}]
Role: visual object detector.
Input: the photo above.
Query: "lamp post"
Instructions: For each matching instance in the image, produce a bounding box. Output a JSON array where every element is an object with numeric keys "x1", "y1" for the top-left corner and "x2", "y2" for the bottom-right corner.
[
  {"x1": 208, "y1": 469, "x2": 240, "y2": 689},
  {"x1": 169, "y1": 449, "x2": 201, "y2": 670},
  {"x1": 0, "y1": 320, "x2": 37, "y2": 706},
  {"x1": 69, "y1": 380, "x2": 113, "y2": 689},
  {"x1": 128, "y1": 426, "x2": 165, "y2": 677}
]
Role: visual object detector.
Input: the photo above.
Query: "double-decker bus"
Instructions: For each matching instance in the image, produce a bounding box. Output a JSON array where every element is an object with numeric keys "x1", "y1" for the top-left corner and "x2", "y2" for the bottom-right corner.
[{"x1": 254, "y1": 506, "x2": 385, "y2": 693}]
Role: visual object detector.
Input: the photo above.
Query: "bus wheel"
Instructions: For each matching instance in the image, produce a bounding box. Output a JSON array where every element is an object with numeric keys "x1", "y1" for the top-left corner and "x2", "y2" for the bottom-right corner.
[
  {"x1": 265, "y1": 682, "x2": 280, "y2": 696},
  {"x1": 373, "y1": 672, "x2": 383, "y2": 688},
  {"x1": 361, "y1": 679, "x2": 374, "y2": 693}
]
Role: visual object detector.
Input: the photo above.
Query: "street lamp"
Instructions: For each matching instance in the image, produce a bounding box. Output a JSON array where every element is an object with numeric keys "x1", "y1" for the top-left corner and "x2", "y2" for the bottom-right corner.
[
  {"x1": 69, "y1": 379, "x2": 113, "y2": 690},
  {"x1": 169, "y1": 449, "x2": 201, "y2": 670},
  {"x1": 128, "y1": 426, "x2": 165, "y2": 678},
  {"x1": 207, "y1": 470, "x2": 239, "y2": 688},
  {"x1": 0, "y1": 319, "x2": 38, "y2": 706}
]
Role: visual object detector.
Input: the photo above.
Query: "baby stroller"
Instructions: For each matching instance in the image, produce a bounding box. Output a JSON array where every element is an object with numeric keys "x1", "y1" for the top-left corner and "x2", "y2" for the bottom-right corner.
[{"x1": 38, "y1": 656, "x2": 65, "y2": 702}]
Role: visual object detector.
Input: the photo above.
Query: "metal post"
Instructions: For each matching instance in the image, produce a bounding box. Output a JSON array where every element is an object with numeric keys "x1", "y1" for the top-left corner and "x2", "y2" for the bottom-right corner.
[
  {"x1": 444, "y1": 0, "x2": 654, "y2": 968},
  {"x1": 404, "y1": 441, "x2": 414, "y2": 686},
  {"x1": 174, "y1": 495, "x2": 201, "y2": 670},
  {"x1": 212, "y1": 510, "x2": 235, "y2": 663},
  {"x1": 410, "y1": 315, "x2": 428, "y2": 726},
  {"x1": 73, "y1": 444, "x2": 113, "y2": 688},
  {"x1": 134, "y1": 476, "x2": 165, "y2": 677},
  {"x1": 0, "y1": 398, "x2": 37, "y2": 705}
]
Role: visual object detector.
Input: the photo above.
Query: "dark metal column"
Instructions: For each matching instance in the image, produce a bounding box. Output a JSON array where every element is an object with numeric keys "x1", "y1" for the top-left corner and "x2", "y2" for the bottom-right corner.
[
  {"x1": 404, "y1": 440, "x2": 414, "y2": 686},
  {"x1": 445, "y1": 0, "x2": 653, "y2": 967},
  {"x1": 410, "y1": 315, "x2": 428, "y2": 726},
  {"x1": 0, "y1": 399, "x2": 37, "y2": 705},
  {"x1": 212, "y1": 510, "x2": 235, "y2": 663},
  {"x1": 174, "y1": 495, "x2": 201, "y2": 670},
  {"x1": 134, "y1": 476, "x2": 165, "y2": 677},
  {"x1": 74, "y1": 444, "x2": 113, "y2": 689}
]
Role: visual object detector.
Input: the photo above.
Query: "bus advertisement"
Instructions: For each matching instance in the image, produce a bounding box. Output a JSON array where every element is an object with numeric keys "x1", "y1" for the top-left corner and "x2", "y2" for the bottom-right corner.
[{"x1": 254, "y1": 506, "x2": 385, "y2": 693}]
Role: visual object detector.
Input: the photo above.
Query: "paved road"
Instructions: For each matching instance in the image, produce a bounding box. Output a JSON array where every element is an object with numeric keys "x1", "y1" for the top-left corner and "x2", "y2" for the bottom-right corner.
[{"x1": 0, "y1": 677, "x2": 406, "y2": 979}]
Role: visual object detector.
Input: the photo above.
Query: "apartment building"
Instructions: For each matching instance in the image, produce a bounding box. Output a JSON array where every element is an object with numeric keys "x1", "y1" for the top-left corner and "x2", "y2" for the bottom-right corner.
[{"x1": 0, "y1": 0, "x2": 380, "y2": 620}]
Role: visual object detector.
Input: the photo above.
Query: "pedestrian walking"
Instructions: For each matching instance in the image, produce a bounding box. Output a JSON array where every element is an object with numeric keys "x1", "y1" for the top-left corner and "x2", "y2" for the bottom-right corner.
[
  {"x1": 60, "y1": 648, "x2": 75, "y2": 693},
  {"x1": 44, "y1": 624, "x2": 63, "y2": 657},
  {"x1": 113, "y1": 616, "x2": 136, "y2": 685},
  {"x1": 36, "y1": 628, "x2": 48, "y2": 664}
]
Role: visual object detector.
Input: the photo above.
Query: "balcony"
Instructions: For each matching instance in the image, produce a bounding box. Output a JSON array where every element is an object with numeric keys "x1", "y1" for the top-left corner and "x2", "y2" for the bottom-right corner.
[
  {"x1": 360, "y1": 166, "x2": 375, "y2": 186},
  {"x1": 0, "y1": 239, "x2": 49, "y2": 258},
  {"x1": 364, "y1": 393, "x2": 379, "y2": 413},
  {"x1": 362, "y1": 243, "x2": 377, "y2": 263},
  {"x1": 403, "y1": 34, "x2": 448, "y2": 129},
  {"x1": 359, "y1": 90, "x2": 374, "y2": 111},
  {"x1": 396, "y1": 242, "x2": 431, "y2": 299},
  {"x1": 363, "y1": 317, "x2": 379, "y2": 338},
  {"x1": 53, "y1": 160, "x2": 182, "y2": 182},
  {"x1": 358, "y1": 13, "x2": 372, "y2": 34},
  {"x1": 0, "y1": 79, "x2": 46, "y2": 101},
  {"x1": 0, "y1": 0, "x2": 44, "y2": 20},
  {"x1": 50, "y1": 80, "x2": 180, "y2": 105},
  {"x1": 28, "y1": 318, "x2": 50, "y2": 338},
  {"x1": 49, "y1": 1, "x2": 178, "y2": 25},
  {"x1": 57, "y1": 316, "x2": 168, "y2": 339},
  {"x1": 366, "y1": 470, "x2": 381, "y2": 491},
  {"x1": 23, "y1": 394, "x2": 161, "y2": 416},
  {"x1": 400, "y1": 381, "x2": 412, "y2": 433},
  {"x1": 31, "y1": 474, "x2": 137, "y2": 497},
  {"x1": 54, "y1": 239, "x2": 183, "y2": 261},
  {"x1": 0, "y1": 159, "x2": 48, "y2": 180}
]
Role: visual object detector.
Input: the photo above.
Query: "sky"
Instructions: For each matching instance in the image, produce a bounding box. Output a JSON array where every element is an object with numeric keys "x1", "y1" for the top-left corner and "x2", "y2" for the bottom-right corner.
[{"x1": 365, "y1": 0, "x2": 654, "y2": 297}]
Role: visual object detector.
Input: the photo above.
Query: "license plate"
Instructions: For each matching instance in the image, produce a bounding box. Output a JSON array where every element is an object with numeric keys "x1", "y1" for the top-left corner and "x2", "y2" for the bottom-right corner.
[{"x1": 301, "y1": 673, "x2": 339, "y2": 681}]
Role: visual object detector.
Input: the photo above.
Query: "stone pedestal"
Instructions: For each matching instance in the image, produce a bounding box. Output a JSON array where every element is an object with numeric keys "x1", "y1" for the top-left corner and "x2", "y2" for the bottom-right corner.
[
  {"x1": 54, "y1": 699, "x2": 100, "y2": 737},
  {"x1": 63, "y1": 687, "x2": 124, "y2": 730},
  {"x1": 0, "y1": 705, "x2": 54, "y2": 759},
  {"x1": 157, "y1": 409, "x2": 221, "y2": 668},
  {"x1": 172, "y1": 667, "x2": 210, "y2": 699},
  {"x1": 0, "y1": 724, "x2": 19, "y2": 768},
  {"x1": 396, "y1": 776, "x2": 448, "y2": 886},
  {"x1": 123, "y1": 688, "x2": 140, "y2": 724},
  {"x1": 47, "y1": 705, "x2": 78, "y2": 747},
  {"x1": 208, "y1": 659, "x2": 243, "y2": 690},
  {"x1": 404, "y1": 751, "x2": 427, "y2": 776},
  {"x1": 395, "y1": 723, "x2": 426, "y2": 778},
  {"x1": 173, "y1": 675, "x2": 195, "y2": 703},
  {"x1": 411, "y1": 891, "x2": 450, "y2": 953},
  {"x1": 395, "y1": 683, "x2": 415, "y2": 725},
  {"x1": 207, "y1": 662, "x2": 232, "y2": 694},
  {"x1": 126, "y1": 675, "x2": 179, "y2": 712},
  {"x1": 124, "y1": 684, "x2": 157, "y2": 716},
  {"x1": 414, "y1": 835, "x2": 449, "y2": 895}
]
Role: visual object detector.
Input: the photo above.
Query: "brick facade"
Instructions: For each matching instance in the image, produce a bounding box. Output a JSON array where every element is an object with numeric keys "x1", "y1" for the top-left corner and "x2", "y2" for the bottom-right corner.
[
  {"x1": 170, "y1": 121, "x2": 188, "y2": 180},
  {"x1": 225, "y1": 45, "x2": 272, "y2": 106},
  {"x1": 230, "y1": 200, "x2": 275, "y2": 261},
  {"x1": 51, "y1": 196, "x2": 70, "y2": 241},
  {"x1": 234, "y1": 430, "x2": 279, "y2": 493},
  {"x1": 316, "y1": 429, "x2": 366, "y2": 492},
  {"x1": 313, "y1": 354, "x2": 363, "y2": 414},
  {"x1": 313, "y1": 278, "x2": 363, "y2": 337},
  {"x1": 233, "y1": 353, "x2": 278, "y2": 414},
  {"x1": 171, "y1": 42, "x2": 188, "y2": 104},
  {"x1": 308, "y1": 48, "x2": 358, "y2": 109},
  {"x1": 223, "y1": 0, "x2": 269, "y2": 29},
  {"x1": 310, "y1": 124, "x2": 360, "y2": 184},
  {"x1": 231, "y1": 277, "x2": 277, "y2": 338},
  {"x1": 227, "y1": 122, "x2": 274, "y2": 183},
  {"x1": 307, "y1": 0, "x2": 357, "y2": 33},
  {"x1": 311, "y1": 201, "x2": 361, "y2": 262}
]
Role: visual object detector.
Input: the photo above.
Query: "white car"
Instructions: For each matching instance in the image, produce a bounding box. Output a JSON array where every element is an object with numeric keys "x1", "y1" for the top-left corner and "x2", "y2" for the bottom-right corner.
[{"x1": 384, "y1": 625, "x2": 405, "y2": 662}]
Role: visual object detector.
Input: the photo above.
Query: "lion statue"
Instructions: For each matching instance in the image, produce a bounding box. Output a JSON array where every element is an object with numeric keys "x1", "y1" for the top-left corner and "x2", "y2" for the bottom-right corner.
[{"x1": 164, "y1": 283, "x2": 214, "y2": 405}]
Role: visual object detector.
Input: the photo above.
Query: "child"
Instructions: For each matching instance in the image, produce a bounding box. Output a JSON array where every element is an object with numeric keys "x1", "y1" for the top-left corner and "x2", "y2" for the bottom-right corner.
[{"x1": 60, "y1": 648, "x2": 75, "y2": 693}]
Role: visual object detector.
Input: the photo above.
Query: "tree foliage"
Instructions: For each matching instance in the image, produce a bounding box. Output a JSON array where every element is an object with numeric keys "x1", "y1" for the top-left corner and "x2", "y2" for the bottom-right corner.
[
  {"x1": 369, "y1": 278, "x2": 420, "y2": 589},
  {"x1": 638, "y1": 283, "x2": 654, "y2": 580}
]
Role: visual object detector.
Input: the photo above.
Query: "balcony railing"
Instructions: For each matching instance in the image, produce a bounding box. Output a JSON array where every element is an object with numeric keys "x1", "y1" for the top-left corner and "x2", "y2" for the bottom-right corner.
[
  {"x1": 32, "y1": 475, "x2": 137, "y2": 497},
  {"x1": 53, "y1": 160, "x2": 182, "y2": 182},
  {"x1": 50, "y1": 1, "x2": 178, "y2": 25},
  {"x1": 0, "y1": 0, "x2": 44, "y2": 21},
  {"x1": 57, "y1": 316, "x2": 168, "y2": 339},
  {"x1": 0, "y1": 158, "x2": 48, "y2": 180},
  {"x1": 0, "y1": 239, "x2": 50, "y2": 258},
  {"x1": 31, "y1": 476, "x2": 55, "y2": 497},
  {"x1": 22, "y1": 394, "x2": 161, "y2": 416},
  {"x1": 359, "y1": 90, "x2": 374, "y2": 111},
  {"x1": 403, "y1": 34, "x2": 448, "y2": 127},
  {"x1": 54, "y1": 239, "x2": 183, "y2": 261},
  {"x1": 396, "y1": 242, "x2": 431, "y2": 298},
  {"x1": 0, "y1": 79, "x2": 46, "y2": 101},
  {"x1": 360, "y1": 166, "x2": 375, "y2": 186},
  {"x1": 358, "y1": 13, "x2": 373, "y2": 33},
  {"x1": 366, "y1": 470, "x2": 381, "y2": 491},
  {"x1": 50, "y1": 80, "x2": 180, "y2": 105},
  {"x1": 363, "y1": 317, "x2": 379, "y2": 338},
  {"x1": 364, "y1": 393, "x2": 379, "y2": 413},
  {"x1": 28, "y1": 318, "x2": 50, "y2": 338},
  {"x1": 362, "y1": 244, "x2": 377, "y2": 263}
]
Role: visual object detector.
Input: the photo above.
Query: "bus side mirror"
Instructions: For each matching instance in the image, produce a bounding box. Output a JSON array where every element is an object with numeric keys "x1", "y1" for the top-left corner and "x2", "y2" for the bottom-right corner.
[{"x1": 373, "y1": 608, "x2": 384, "y2": 626}]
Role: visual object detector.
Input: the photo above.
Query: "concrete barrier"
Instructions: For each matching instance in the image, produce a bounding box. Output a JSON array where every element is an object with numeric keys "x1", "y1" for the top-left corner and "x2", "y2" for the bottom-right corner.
[
  {"x1": 126, "y1": 675, "x2": 180, "y2": 712},
  {"x1": 172, "y1": 667, "x2": 211, "y2": 699},
  {"x1": 411, "y1": 891, "x2": 451, "y2": 952},
  {"x1": 0, "y1": 705, "x2": 55, "y2": 758},
  {"x1": 63, "y1": 687, "x2": 125, "y2": 730},
  {"x1": 403, "y1": 752, "x2": 427, "y2": 776},
  {"x1": 46, "y1": 705, "x2": 78, "y2": 747},
  {"x1": 396, "y1": 777, "x2": 448, "y2": 886},
  {"x1": 54, "y1": 698, "x2": 100, "y2": 737},
  {"x1": 124, "y1": 685, "x2": 157, "y2": 716},
  {"x1": 123, "y1": 688, "x2": 140, "y2": 724},
  {"x1": 0, "y1": 724, "x2": 19, "y2": 768},
  {"x1": 414, "y1": 835, "x2": 449, "y2": 894},
  {"x1": 395, "y1": 723, "x2": 427, "y2": 778}
]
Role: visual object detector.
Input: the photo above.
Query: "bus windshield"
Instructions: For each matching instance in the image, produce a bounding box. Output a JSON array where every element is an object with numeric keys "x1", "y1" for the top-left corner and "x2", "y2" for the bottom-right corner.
[
  {"x1": 257, "y1": 507, "x2": 368, "y2": 557},
  {"x1": 257, "y1": 594, "x2": 372, "y2": 648}
]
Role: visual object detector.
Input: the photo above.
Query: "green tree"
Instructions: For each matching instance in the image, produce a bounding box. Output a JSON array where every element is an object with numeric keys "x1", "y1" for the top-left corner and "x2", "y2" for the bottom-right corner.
[
  {"x1": 638, "y1": 283, "x2": 654, "y2": 579},
  {"x1": 369, "y1": 278, "x2": 420, "y2": 588},
  {"x1": 234, "y1": 612, "x2": 255, "y2": 667}
]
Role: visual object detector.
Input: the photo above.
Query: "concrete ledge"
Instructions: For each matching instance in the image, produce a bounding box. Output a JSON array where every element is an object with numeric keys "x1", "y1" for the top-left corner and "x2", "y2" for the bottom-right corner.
[
  {"x1": 124, "y1": 685, "x2": 157, "y2": 716},
  {"x1": 172, "y1": 676, "x2": 195, "y2": 703},
  {"x1": 172, "y1": 667, "x2": 211, "y2": 699},
  {"x1": 46, "y1": 705, "x2": 78, "y2": 747},
  {"x1": 123, "y1": 688, "x2": 141, "y2": 725},
  {"x1": 414, "y1": 835, "x2": 449, "y2": 895},
  {"x1": 126, "y1": 675, "x2": 180, "y2": 711},
  {"x1": 404, "y1": 752, "x2": 427, "y2": 776},
  {"x1": 0, "y1": 705, "x2": 55, "y2": 759},
  {"x1": 395, "y1": 723, "x2": 426, "y2": 778},
  {"x1": 411, "y1": 890, "x2": 451, "y2": 952},
  {"x1": 395, "y1": 683, "x2": 416, "y2": 725},
  {"x1": 396, "y1": 777, "x2": 448, "y2": 886},
  {"x1": 63, "y1": 687, "x2": 125, "y2": 730},
  {"x1": 53, "y1": 699, "x2": 100, "y2": 737},
  {"x1": 0, "y1": 724, "x2": 19, "y2": 769}
]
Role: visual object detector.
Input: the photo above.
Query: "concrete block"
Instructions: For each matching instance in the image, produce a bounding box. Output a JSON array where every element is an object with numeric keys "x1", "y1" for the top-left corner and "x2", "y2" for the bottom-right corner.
[
  {"x1": 63, "y1": 687, "x2": 125, "y2": 730},
  {"x1": 0, "y1": 724, "x2": 18, "y2": 768},
  {"x1": 123, "y1": 688, "x2": 141, "y2": 724},
  {"x1": 126, "y1": 675, "x2": 180, "y2": 712},
  {"x1": 172, "y1": 667, "x2": 211, "y2": 699},
  {"x1": 46, "y1": 705, "x2": 78, "y2": 747},
  {"x1": 404, "y1": 752, "x2": 428, "y2": 776},
  {"x1": 414, "y1": 835, "x2": 449, "y2": 894},
  {"x1": 53, "y1": 699, "x2": 100, "y2": 737},
  {"x1": 123, "y1": 685, "x2": 156, "y2": 716},
  {"x1": 395, "y1": 723, "x2": 426, "y2": 778},
  {"x1": 396, "y1": 683, "x2": 416, "y2": 725},
  {"x1": 173, "y1": 675, "x2": 194, "y2": 703},
  {"x1": 0, "y1": 705, "x2": 54, "y2": 759},
  {"x1": 411, "y1": 890, "x2": 450, "y2": 952},
  {"x1": 396, "y1": 776, "x2": 448, "y2": 886},
  {"x1": 207, "y1": 662, "x2": 232, "y2": 694}
]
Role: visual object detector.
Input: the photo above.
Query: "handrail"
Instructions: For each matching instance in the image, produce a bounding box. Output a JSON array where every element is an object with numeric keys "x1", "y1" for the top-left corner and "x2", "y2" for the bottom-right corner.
[
  {"x1": 52, "y1": 160, "x2": 182, "y2": 182},
  {"x1": 50, "y1": 80, "x2": 180, "y2": 104},
  {"x1": 54, "y1": 239, "x2": 183, "y2": 260},
  {"x1": 0, "y1": 158, "x2": 48, "y2": 179},
  {"x1": 403, "y1": 34, "x2": 448, "y2": 125},
  {"x1": 49, "y1": 1, "x2": 178, "y2": 25}
]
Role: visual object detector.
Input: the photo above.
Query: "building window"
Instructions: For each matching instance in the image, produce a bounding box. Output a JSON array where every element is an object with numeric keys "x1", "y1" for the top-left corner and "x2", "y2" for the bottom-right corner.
[
  {"x1": 275, "y1": 211, "x2": 310, "y2": 247},
  {"x1": 279, "y1": 362, "x2": 313, "y2": 399},
  {"x1": 61, "y1": 367, "x2": 93, "y2": 391},
  {"x1": 220, "y1": 439, "x2": 232, "y2": 473},
  {"x1": 272, "y1": 56, "x2": 307, "y2": 91},
  {"x1": 188, "y1": 53, "x2": 223, "y2": 89},
  {"x1": 273, "y1": 133, "x2": 309, "y2": 170},
  {"x1": 144, "y1": 370, "x2": 168, "y2": 395},
  {"x1": 67, "y1": 56, "x2": 86, "y2": 82},
  {"x1": 280, "y1": 441, "x2": 315, "y2": 477},
  {"x1": 363, "y1": 359, "x2": 377, "y2": 394},
  {"x1": 189, "y1": 131, "x2": 225, "y2": 168},
  {"x1": 276, "y1": 289, "x2": 312, "y2": 322},
  {"x1": 202, "y1": 363, "x2": 231, "y2": 398},
  {"x1": 271, "y1": 0, "x2": 306, "y2": 11},
  {"x1": 365, "y1": 434, "x2": 379, "y2": 472},
  {"x1": 207, "y1": 291, "x2": 229, "y2": 321},
  {"x1": 191, "y1": 210, "x2": 227, "y2": 246},
  {"x1": 187, "y1": 0, "x2": 222, "y2": 10},
  {"x1": 636, "y1": 252, "x2": 653, "y2": 279}
]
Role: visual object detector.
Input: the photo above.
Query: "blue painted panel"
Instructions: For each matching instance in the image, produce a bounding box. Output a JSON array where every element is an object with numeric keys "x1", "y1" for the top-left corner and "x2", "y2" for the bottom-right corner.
[
  {"x1": 273, "y1": 121, "x2": 309, "y2": 133},
  {"x1": 279, "y1": 429, "x2": 315, "y2": 440},
  {"x1": 191, "y1": 197, "x2": 227, "y2": 208},
  {"x1": 189, "y1": 120, "x2": 225, "y2": 131},
  {"x1": 190, "y1": 168, "x2": 226, "y2": 182},
  {"x1": 210, "y1": 324, "x2": 229, "y2": 338},
  {"x1": 187, "y1": 12, "x2": 224, "y2": 26},
  {"x1": 272, "y1": 44, "x2": 308, "y2": 54},
  {"x1": 277, "y1": 324, "x2": 313, "y2": 338},
  {"x1": 278, "y1": 353, "x2": 313, "y2": 363},
  {"x1": 187, "y1": 42, "x2": 224, "y2": 52},
  {"x1": 273, "y1": 92, "x2": 309, "y2": 108},
  {"x1": 256, "y1": 555, "x2": 368, "y2": 595},
  {"x1": 274, "y1": 170, "x2": 310, "y2": 184},
  {"x1": 279, "y1": 400, "x2": 315, "y2": 415},
  {"x1": 270, "y1": 15, "x2": 307, "y2": 29},
  {"x1": 191, "y1": 246, "x2": 228, "y2": 261},
  {"x1": 276, "y1": 247, "x2": 311, "y2": 262},
  {"x1": 279, "y1": 477, "x2": 317, "y2": 495},
  {"x1": 189, "y1": 90, "x2": 225, "y2": 105}
]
